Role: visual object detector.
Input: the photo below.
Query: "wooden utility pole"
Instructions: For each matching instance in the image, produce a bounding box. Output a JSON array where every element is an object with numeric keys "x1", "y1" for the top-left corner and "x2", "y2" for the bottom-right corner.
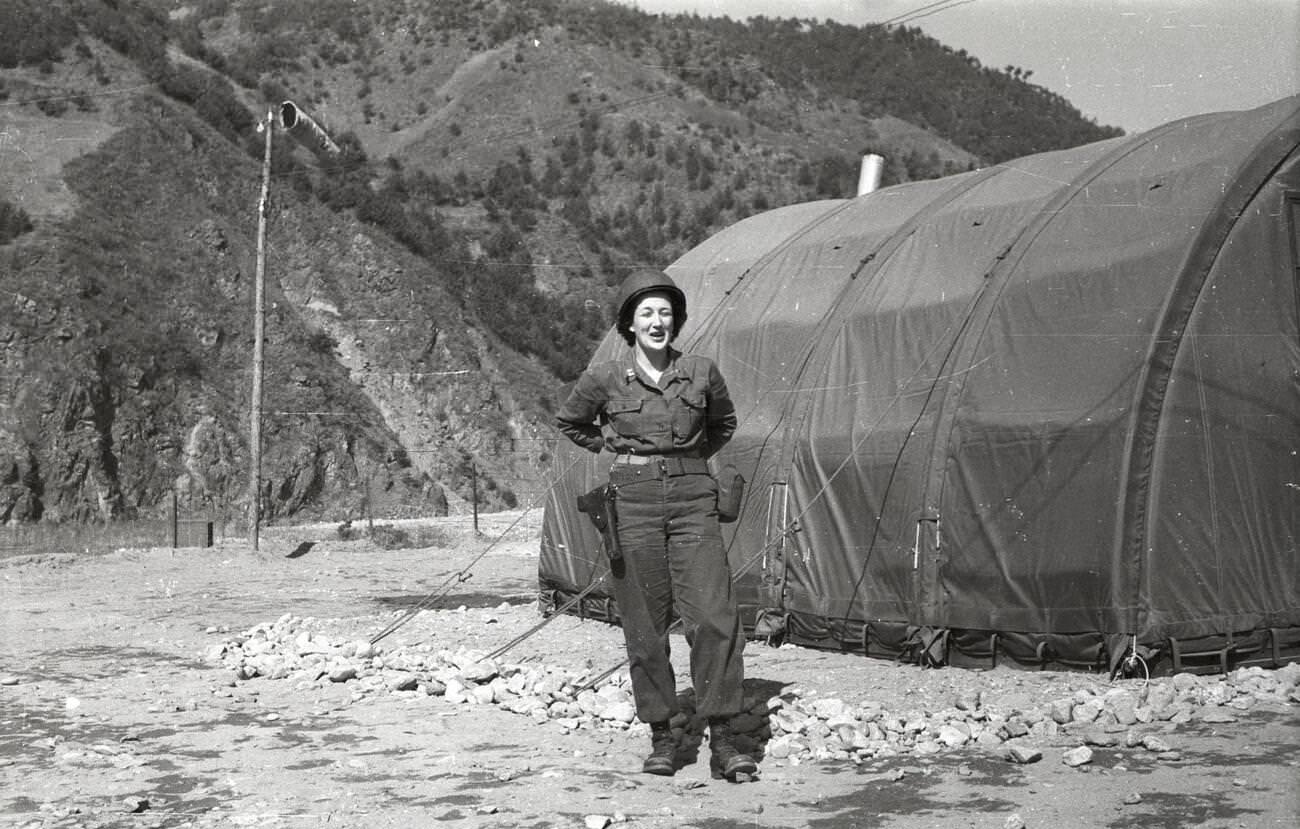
[
  {"x1": 250, "y1": 107, "x2": 273, "y2": 550},
  {"x1": 471, "y1": 461, "x2": 479, "y2": 535},
  {"x1": 246, "y1": 102, "x2": 338, "y2": 551}
]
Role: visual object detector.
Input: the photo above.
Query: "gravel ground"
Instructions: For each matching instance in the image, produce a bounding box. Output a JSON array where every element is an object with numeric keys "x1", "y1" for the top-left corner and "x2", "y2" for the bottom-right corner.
[{"x1": 1, "y1": 511, "x2": 1297, "y2": 829}]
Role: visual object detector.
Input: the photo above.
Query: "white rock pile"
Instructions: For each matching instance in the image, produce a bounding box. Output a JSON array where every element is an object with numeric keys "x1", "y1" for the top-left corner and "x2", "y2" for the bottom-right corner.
[{"x1": 207, "y1": 613, "x2": 1300, "y2": 768}]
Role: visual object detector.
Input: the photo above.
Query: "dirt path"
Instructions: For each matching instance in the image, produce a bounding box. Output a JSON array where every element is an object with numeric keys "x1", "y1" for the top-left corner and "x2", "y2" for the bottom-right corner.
[{"x1": 2, "y1": 513, "x2": 1297, "y2": 828}]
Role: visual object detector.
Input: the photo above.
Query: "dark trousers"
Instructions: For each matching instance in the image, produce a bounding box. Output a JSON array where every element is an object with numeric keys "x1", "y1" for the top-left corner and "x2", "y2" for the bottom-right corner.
[{"x1": 608, "y1": 465, "x2": 746, "y2": 724}]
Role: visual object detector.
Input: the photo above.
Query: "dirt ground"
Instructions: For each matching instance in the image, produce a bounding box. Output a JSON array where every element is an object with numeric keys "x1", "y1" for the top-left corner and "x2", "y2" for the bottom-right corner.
[{"x1": 1, "y1": 511, "x2": 1297, "y2": 829}]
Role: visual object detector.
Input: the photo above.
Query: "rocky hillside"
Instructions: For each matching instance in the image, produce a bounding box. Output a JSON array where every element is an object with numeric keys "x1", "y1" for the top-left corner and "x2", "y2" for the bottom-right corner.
[
  {"x1": 0, "y1": 89, "x2": 553, "y2": 525},
  {"x1": 0, "y1": 0, "x2": 1122, "y2": 528}
]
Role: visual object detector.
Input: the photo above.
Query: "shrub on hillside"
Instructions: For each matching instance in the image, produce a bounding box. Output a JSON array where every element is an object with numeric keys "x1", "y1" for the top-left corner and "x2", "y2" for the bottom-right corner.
[
  {"x1": 0, "y1": 1, "x2": 77, "y2": 68},
  {"x1": 82, "y1": 0, "x2": 169, "y2": 76},
  {"x1": 158, "y1": 62, "x2": 255, "y2": 142},
  {"x1": 36, "y1": 97, "x2": 70, "y2": 118},
  {"x1": 0, "y1": 201, "x2": 34, "y2": 245}
]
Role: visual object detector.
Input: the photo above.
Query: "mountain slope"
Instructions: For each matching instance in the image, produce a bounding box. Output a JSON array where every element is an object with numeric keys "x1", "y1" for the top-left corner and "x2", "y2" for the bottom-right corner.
[
  {"x1": 1, "y1": 88, "x2": 547, "y2": 523},
  {"x1": 0, "y1": 0, "x2": 1124, "y2": 526}
]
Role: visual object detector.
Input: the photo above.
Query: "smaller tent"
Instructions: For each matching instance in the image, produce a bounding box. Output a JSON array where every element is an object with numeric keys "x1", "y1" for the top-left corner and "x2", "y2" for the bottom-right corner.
[{"x1": 540, "y1": 95, "x2": 1300, "y2": 675}]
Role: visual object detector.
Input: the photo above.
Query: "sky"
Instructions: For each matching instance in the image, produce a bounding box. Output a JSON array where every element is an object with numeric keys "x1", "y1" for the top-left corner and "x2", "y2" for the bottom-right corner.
[{"x1": 627, "y1": 0, "x2": 1299, "y2": 133}]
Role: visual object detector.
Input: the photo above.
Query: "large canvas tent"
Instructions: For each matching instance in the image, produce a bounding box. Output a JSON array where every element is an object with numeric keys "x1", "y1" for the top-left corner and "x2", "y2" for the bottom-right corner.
[{"x1": 540, "y1": 95, "x2": 1300, "y2": 675}]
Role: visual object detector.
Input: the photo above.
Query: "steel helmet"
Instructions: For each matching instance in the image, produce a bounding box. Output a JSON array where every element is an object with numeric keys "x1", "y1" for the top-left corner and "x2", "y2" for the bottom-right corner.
[{"x1": 614, "y1": 269, "x2": 687, "y2": 345}]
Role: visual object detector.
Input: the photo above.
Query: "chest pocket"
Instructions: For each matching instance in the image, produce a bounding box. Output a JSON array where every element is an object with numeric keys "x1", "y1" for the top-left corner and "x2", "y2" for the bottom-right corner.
[
  {"x1": 672, "y1": 388, "x2": 707, "y2": 440},
  {"x1": 605, "y1": 398, "x2": 654, "y2": 438}
]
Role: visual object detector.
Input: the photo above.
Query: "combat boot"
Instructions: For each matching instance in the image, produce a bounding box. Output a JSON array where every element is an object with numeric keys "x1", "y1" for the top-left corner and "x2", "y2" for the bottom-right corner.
[
  {"x1": 642, "y1": 721, "x2": 676, "y2": 776},
  {"x1": 708, "y1": 717, "x2": 758, "y2": 781}
]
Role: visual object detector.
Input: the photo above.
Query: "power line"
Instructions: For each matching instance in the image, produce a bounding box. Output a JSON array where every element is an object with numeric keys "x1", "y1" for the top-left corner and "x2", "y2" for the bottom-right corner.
[
  {"x1": 895, "y1": 0, "x2": 978, "y2": 26},
  {"x1": 0, "y1": 83, "x2": 704, "y2": 279},
  {"x1": 881, "y1": 0, "x2": 977, "y2": 27},
  {"x1": 0, "y1": 83, "x2": 156, "y2": 109}
]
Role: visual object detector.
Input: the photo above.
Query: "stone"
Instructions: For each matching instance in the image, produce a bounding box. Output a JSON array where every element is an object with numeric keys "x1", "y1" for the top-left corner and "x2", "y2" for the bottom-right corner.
[
  {"x1": 810, "y1": 698, "x2": 851, "y2": 720},
  {"x1": 595, "y1": 683, "x2": 628, "y2": 702},
  {"x1": 581, "y1": 690, "x2": 608, "y2": 716},
  {"x1": 834, "y1": 724, "x2": 870, "y2": 750},
  {"x1": 1081, "y1": 728, "x2": 1119, "y2": 748},
  {"x1": 444, "y1": 682, "x2": 470, "y2": 705},
  {"x1": 1049, "y1": 698, "x2": 1074, "y2": 724},
  {"x1": 1202, "y1": 684, "x2": 1231, "y2": 706},
  {"x1": 1171, "y1": 673, "x2": 1200, "y2": 693},
  {"x1": 1004, "y1": 744, "x2": 1042, "y2": 764},
  {"x1": 1168, "y1": 706, "x2": 1194, "y2": 725},
  {"x1": 765, "y1": 735, "x2": 799, "y2": 759},
  {"x1": 460, "y1": 661, "x2": 499, "y2": 684},
  {"x1": 328, "y1": 666, "x2": 357, "y2": 683},
  {"x1": 600, "y1": 701, "x2": 636, "y2": 724},
  {"x1": 1145, "y1": 683, "x2": 1177, "y2": 713},
  {"x1": 488, "y1": 676, "x2": 515, "y2": 702},
  {"x1": 771, "y1": 708, "x2": 808, "y2": 735},
  {"x1": 123, "y1": 797, "x2": 150, "y2": 813},
  {"x1": 936, "y1": 724, "x2": 970, "y2": 748},
  {"x1": 1062, "y1": 746, "x2": 1093, "y2": 767},
  {"x1": 391, "y1": 675, "x2": 419, "y2": 692},
  {"x1": 1141, "y1": 735, "x2": 1172, "y2": 753},
  {"x1": 244, "y1": 638, "x2": 274, "y2": 656},
  {"x1": 533, "y1": 674, "x2": 567, "y2": 698},
  {"x1": 976, "y1": 730, "x2": 1005, "y2": 748},
  {"x1": 197, "y1": 609, "x2": 1300, "y2": 783},
  {"x1": 955, "y1": 691, "x2": 982, "y2": 712},
  {"x1": 1107, "y1": 691, "x2": 1139, "y2": 725}
]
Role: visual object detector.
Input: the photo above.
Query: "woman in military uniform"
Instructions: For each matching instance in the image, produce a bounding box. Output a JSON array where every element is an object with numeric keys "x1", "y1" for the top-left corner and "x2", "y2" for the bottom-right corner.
[{"x1": 556, "y1": 269, "x2": 756, "y2": 781}]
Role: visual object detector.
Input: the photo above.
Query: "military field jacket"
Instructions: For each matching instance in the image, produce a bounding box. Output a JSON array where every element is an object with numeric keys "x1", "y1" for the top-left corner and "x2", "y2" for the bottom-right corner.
[{"x1": 555, "y1": 349, "x2": 737, "y2": 458}]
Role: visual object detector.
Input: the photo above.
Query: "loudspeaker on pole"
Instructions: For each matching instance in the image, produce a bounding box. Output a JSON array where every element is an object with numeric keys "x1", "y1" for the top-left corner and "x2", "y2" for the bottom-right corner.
[{"x1": 279, "y1": 100, "x2": 341, "y2": 159}]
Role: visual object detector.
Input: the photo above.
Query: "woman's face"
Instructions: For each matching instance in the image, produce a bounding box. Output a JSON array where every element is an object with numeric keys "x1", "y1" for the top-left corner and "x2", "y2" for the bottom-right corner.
[{"x1": 628, "y1": 293, "x2": 675, "y2": 356}]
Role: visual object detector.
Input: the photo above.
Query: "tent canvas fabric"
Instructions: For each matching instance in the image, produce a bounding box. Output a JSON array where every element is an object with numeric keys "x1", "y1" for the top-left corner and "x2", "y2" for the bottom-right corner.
[{"x1": 540, "y1": 95, "x2": 1300, "y2": 675}]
